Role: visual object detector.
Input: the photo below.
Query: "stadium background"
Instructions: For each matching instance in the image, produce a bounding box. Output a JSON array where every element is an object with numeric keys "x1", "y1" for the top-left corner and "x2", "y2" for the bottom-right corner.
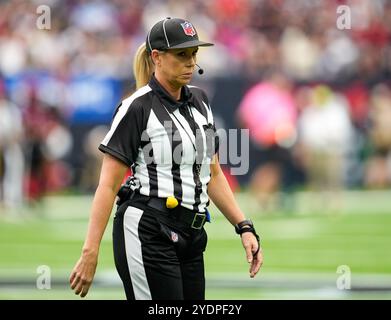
[{"x1": 0, "y1": 0, "x2": 390, "y2": 299}]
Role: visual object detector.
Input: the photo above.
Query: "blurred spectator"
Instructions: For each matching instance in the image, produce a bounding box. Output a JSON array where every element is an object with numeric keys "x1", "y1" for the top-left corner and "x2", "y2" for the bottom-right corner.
[
  {"x1": 238, "y1": 70, "x2": 297, "y2": 148},
  {"x1": 237, "y1": 70, "x2": 298, "y2": 210},
  {"x1": 80, "y1": 125, "x2": 108, "y2": 192},
  {"x1": 364, "y1": 84, "x2": 391, "y2": 188},
  {"x1": 280, "y1": 26, "x2": 321, "y2": 81},
  {"x1": 342, "y1": 82, "x2": 370, "y2": 130},
  {"x1": 297, "y1": 85, "x2": 354, "y2": 191},
  {"x1": 0, "y1": 0, "x2": 389, "y2": 80},
  {"x1": 0, "y1": 80, "x2": 24, "y2": 209},
  {"x1": 40, "y1": 107, "x2": 73, "y2": 192},
  {"x1": 22, "y1": 88, "x2": 49, "y2": 203}
]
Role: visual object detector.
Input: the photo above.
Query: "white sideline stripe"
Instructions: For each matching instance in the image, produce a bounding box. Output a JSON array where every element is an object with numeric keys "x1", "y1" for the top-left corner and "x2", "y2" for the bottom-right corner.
[{"x1": 123, "y1": 206, "x2": 151, "y2": 300}]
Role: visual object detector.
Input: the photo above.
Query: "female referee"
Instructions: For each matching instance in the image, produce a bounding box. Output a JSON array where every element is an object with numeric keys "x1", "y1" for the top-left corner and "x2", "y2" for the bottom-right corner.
[{"x1": 70, "y1": 17, "x2": 263, "y2": 300}]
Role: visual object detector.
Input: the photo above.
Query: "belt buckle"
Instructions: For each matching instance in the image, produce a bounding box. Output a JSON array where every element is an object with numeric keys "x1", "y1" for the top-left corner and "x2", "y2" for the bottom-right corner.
[{"x1": 191, "y1": 213, "x2": 206, "y2": 229}]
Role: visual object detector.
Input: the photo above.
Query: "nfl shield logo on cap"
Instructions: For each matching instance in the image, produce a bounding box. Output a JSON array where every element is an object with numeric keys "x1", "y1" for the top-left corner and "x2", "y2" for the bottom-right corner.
[
  {"x1": 180, "y1": 21, "x2": 196, "y2": 37},
  {"x1": 171, "y1": 231, "x2": 179, "y2": 243}
]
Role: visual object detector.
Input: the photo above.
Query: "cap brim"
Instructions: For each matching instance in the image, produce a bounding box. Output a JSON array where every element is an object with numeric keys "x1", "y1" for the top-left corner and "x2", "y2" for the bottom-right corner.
[{"x1": 168, "y1": 40, "x2": 214, "y2": 49}]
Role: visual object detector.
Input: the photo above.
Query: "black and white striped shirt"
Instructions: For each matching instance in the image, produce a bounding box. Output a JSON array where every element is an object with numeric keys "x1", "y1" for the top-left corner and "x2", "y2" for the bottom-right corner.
[{"x1": 99, "y1": 75, "x2": 219, "y2": 213}]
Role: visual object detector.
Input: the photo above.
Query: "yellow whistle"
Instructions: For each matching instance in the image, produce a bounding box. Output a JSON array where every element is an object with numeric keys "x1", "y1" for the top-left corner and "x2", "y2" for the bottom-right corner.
[{"x1": 166, "y1": 196, "x2": 179, "y2": 209}]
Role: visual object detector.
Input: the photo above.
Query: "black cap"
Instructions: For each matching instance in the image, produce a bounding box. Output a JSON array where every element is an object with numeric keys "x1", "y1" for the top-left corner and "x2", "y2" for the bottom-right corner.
[{"x1": 146, "y1": 17, "x2": 214, "y2": 53}]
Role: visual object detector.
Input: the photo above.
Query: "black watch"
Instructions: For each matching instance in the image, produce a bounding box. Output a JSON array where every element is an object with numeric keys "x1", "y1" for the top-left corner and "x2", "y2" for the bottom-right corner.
[{"x1": 234, "y1": 219, "x2": 254, "y2": 235}]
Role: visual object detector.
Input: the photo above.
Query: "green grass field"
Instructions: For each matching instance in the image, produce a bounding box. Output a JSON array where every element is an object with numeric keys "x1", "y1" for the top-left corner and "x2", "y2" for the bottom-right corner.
[{"x1": 0, "y1": 191, "x2": 391, "y2": 300}]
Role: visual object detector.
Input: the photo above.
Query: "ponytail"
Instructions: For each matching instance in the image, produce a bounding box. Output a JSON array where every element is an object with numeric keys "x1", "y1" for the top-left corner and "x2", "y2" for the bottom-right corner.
[{"x1": 133, "y1": 43, "x2": 154, "y2": 90}]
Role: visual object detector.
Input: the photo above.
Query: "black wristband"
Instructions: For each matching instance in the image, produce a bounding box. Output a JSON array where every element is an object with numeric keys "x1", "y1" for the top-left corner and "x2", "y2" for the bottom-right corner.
[{"x1": 234, "y1": 219, "x2": 254, "y2": 235}]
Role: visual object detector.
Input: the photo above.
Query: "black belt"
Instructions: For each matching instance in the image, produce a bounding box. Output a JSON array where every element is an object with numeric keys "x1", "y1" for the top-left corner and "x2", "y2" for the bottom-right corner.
[{"x1": 131, "y1": 192, "x2": 207, "y2": 230}]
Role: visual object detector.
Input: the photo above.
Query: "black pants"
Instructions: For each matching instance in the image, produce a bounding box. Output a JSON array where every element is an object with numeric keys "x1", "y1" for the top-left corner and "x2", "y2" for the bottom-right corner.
[{"x1": 113, "y1": 198, "x2": 208, "y2": 300}]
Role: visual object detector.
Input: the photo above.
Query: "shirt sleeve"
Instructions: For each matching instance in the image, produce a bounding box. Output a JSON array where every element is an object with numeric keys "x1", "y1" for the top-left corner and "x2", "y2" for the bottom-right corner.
[{"x1": 99, "y1": 100, "x2": 146, "y2": 167}]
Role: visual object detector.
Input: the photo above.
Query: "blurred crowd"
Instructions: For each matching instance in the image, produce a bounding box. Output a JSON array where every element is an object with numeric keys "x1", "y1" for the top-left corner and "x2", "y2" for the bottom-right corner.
[
  {"x1": 1, "y1": 0, "x2": 387, "y2": 80},
  {"x1": 0, "y1": 0, "x2": 391, "y2": 210}
]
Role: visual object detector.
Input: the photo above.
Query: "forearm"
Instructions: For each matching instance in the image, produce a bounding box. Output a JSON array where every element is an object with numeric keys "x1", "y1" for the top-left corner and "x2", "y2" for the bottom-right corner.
[
  {"x1": 82, "y1": 184, "x2": 118, "y2": 255},
  {"x1": 208, "y1": 168, "x2": 245, "y2": 226}
]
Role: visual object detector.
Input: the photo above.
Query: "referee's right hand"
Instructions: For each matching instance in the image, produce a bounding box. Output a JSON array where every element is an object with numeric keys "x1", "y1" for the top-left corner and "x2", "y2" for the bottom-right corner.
[{"x1": 69, "y1": 250, "x2": 98, "y2": 298}]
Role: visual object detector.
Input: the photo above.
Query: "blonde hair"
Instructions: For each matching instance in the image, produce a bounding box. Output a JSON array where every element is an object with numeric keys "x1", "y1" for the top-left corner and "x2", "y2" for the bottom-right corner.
[{"x1": 133, "y1": 43, "x2": 154, "y2": 90}]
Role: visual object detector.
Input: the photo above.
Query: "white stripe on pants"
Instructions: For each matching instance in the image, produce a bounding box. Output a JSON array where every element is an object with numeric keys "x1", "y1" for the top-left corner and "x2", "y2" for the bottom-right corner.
[{"x1": 123, "y1": 206, "x2": 152, "y2": 300}]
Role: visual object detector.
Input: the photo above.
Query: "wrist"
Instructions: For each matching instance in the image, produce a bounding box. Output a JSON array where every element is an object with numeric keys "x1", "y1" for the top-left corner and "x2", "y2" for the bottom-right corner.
[
  {"x1": 82, "y1": 246, "x2": 99, "y2": 257},
  {"x1": 234, "y1": 219, "x2": 261, "y2": 242}
]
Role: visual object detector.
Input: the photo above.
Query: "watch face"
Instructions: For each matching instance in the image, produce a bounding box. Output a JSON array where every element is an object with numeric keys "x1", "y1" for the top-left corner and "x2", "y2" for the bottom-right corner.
[{"x1": 240, "y1": 220, "x2": 253, "y2": 228}]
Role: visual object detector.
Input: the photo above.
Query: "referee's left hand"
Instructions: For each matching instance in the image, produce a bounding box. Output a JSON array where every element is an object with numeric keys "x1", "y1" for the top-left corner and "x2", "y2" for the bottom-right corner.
[{"x1": 241, "y1": 232, "x2": 263, "y2": 278}]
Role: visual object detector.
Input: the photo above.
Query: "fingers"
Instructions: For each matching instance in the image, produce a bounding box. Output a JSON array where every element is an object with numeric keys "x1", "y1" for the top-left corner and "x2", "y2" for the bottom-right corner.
[
  {"x1": 245, "y1": 244, "x2": 253, "y2": 263},
  {"x1": 251, "y1": 240, "x2": 259, "y2": 257},
  {"x1": 69, "y1": 255, "x2": 97, "y2": 298},
  {"x1": 241, "y1": 233, "x2": 256, "y2": 263},
  {"x1": 70, "y1": 273, "x2": 91, "y2": 298},
  {"x1": 80, "y1": 282, "x2": 91, "y2": 298},
  {"x1": 69, "y1": 271, "x2": 76, "y2": 285},
  {"x1": 249, "y1": 249, "x2": 264, "y2": 278},
  {"x1": 242, "y1": 233, "x2": 263, "y2": 278},
  {"x1": 76, "y1": 278, "x2": 91, "y2": 298},
  {"x1": 74, "y1": 278, "x2": 84, "y2": 295},
  {"x1": 70, "y1": 273, "x2": 80, "y2": 290},
  {"x1": 70, "y1": 263, "x2": 92, "y2": 298}
]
